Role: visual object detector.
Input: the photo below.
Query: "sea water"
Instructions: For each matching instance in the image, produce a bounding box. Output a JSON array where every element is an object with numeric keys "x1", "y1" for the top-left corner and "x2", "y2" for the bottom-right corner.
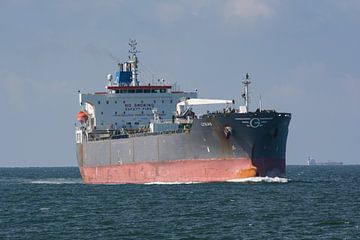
[{"x1": 0, "y1": 166, "x2": 359, "y2": 239}]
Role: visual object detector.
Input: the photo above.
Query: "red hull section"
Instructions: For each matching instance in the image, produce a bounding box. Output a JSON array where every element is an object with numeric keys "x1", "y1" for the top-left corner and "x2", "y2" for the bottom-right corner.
[{"x1": 80, "y1": 158, "x2": 257, "y2": 184}]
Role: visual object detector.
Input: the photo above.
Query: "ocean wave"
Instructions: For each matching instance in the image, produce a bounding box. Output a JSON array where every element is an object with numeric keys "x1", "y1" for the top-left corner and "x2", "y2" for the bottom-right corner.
[{"x1": 227, "y1": 176, "x2": 288, "y2": 183}]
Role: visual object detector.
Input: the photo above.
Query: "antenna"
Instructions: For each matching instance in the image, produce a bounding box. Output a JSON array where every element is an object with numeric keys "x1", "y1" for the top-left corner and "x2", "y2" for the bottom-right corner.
[
  {"x1": 128, "y1": 39, "x2": 139, "y2": 56},
  {"x1": 259, "y1": 95, "x2": 262, "y2": 112},
  {"x1": 242, "y1": 73, "x2": 251, "y2": 112},
  {"x1": 128, "y1": 39, "x2": 140, "y2": 86}
]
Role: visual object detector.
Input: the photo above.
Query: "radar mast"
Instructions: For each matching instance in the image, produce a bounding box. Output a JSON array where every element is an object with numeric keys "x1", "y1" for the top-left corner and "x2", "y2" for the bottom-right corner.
[
  {"x1": 242, "y1": 73, "x2": 251, "y2": 112},
  {"x1": 128, "y1": 39, "x2": 139, "y2": 86}
]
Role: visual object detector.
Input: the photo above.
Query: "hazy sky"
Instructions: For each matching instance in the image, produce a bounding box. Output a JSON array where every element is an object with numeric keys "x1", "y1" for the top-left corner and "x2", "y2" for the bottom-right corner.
[{"x1": 1, "y1": 0, "x2": 359, "y2": 166}]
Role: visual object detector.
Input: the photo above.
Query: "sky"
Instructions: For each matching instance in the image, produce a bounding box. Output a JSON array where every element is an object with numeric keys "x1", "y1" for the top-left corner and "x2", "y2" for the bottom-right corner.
[{"x1": 0, "y1": 0, "x2": 359, "y2": 166}]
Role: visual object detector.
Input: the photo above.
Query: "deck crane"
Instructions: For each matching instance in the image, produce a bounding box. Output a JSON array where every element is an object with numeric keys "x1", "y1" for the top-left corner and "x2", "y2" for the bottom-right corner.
[{"x1": 176, "y1": 98, "x2": 235, "y2": 117}]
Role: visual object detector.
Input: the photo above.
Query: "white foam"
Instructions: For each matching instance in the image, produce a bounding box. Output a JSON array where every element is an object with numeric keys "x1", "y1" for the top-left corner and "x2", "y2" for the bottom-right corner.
[
  {"x1": 227, "y1": 176, "x2": 288, "y2": 183},
  {"x1": 144, "y1": 177, "x2": 288, "y2": 185},
  {"x1": 144, "y1": 181, "x2": 200, "y2": 185},
  {"x1": 30, "y1": 178, "x2": 82, "y2": 184}
]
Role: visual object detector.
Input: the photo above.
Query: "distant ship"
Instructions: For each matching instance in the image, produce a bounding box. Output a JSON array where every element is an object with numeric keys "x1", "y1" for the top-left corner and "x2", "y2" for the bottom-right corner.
[
  {"x1": 307, "y1": 157, "x2": 317, "y2": 166},
  {"x1": 306, "y1": 157, "x2": 343, "y2": 166},
  {"x1": 75, "y1": 40, "x2": 292, "y2": 184}
]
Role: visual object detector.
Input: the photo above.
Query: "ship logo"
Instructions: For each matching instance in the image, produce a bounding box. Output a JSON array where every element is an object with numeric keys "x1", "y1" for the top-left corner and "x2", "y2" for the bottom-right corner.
[{"x1": 235, "y1": 117, "x2": 273, "y2": 128}]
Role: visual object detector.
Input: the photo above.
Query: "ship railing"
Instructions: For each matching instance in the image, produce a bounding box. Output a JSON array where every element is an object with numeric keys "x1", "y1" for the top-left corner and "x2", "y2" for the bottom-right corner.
[
  {"x1": 87, "y1": 129, "x2": 185, "y2": 142},
  {"x1": 128, "y1": 129, "x2": 184, "y2": 138},
  {"x1": 83, "y1": 128, "x2": 186, "y2": 142}
]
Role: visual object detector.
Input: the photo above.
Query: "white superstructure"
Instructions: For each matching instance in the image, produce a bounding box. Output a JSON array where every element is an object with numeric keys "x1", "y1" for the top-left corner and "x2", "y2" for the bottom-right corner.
[
  {"x1": 79, "y1": 88, "x2": 196, "y2": 131},
  {"x1": 78, "y1": 40, "x2": 197, "y2": 131}
]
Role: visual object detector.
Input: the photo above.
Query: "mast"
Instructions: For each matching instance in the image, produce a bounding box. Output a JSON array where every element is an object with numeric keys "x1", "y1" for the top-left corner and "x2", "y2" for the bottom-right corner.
[
  {"x1": 242, "y1": 73, "x2": 251, "y2": 112},
  {"x1": 128, "y1": 39, "x2": 139, "y2": 86}
]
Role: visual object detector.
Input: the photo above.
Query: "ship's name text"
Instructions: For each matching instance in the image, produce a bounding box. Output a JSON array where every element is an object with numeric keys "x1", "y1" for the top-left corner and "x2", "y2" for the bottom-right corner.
[{"x1": 201, "y1": 122, "x2": 212, "y2": 127}]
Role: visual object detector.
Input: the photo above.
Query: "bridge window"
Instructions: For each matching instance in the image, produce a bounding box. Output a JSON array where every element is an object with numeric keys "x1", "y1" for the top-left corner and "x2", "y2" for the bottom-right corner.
[
  {"x1": 153, "y1": 100, "x2": 156, "y2": 103},
  {"x1": 106, "y1": 100, "x2": 109, "y2": 104},
  {"x1": 123, "y1": 101, "x2": 126, "y2": 104},
  {"x1": 115, "y1": 111, "x2": 117, "y2": 115},
  {"x1": 115, "y1": 100, "x2": 117, "y2": 104},
  {"x1": 170, "y1": 100, "x2": 173, "y2": 103},
  {"x1": 101, "y1": 112, "x2": 103, "y2": 115},
  {"x1": 98, "y1": 101, "x2": 100, "y2": 104}
]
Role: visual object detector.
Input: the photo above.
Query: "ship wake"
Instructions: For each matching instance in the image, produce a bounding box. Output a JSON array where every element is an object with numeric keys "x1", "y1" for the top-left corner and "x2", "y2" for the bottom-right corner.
[
  {"x1": 143, "y1": 177, "x2": 288, "y2": 185},
  {"x1": 144, "y1": 181, "x2": 200, "y2": 185},
  {"x1": 30, "y1": 178, "x2": 82, "y2": 184}
]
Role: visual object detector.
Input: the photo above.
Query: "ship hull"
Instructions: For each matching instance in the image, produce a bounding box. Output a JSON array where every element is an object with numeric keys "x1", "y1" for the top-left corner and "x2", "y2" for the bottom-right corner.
[{"x1": 76, "y1": 111, "x2": 291, "y2": 184}]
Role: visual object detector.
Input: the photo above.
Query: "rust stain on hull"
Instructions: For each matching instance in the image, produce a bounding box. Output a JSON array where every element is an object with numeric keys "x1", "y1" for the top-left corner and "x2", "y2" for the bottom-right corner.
[{"x1": 236, "y1": 167, "x2": 257, "y2": 178}]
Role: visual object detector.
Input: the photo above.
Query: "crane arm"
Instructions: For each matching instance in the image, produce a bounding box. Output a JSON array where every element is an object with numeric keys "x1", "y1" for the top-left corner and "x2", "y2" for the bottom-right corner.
[{"x1": 176, "y1": 98, "x2": 235, "y2": 116}]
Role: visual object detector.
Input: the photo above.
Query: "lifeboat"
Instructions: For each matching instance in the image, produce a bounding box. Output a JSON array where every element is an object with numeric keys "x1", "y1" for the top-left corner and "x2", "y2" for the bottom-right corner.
[{"x1": 77, "y1": 111, "x2": 88, "y2": 123}]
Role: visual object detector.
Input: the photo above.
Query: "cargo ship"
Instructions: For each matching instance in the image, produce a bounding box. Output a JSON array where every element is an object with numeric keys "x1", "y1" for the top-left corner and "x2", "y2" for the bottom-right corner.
[
  {"x1": 306, "y1": 157, "x2": 343, "y2": 166},
  {"x1": 75, "y1": 40, "x2": 291, "y2": 184}
]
